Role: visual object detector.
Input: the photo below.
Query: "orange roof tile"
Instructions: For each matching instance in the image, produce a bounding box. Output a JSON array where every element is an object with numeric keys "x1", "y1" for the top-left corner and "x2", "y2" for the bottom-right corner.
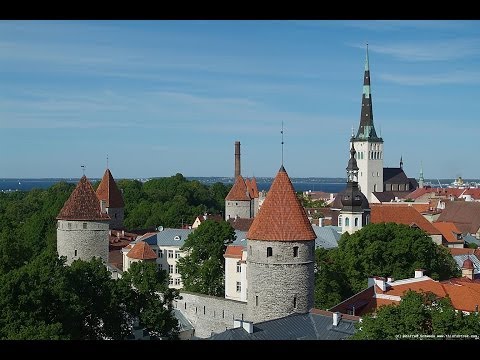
[
  {"x1": 247, "y1": 166, "x2": 316, "y2": 241},
  {"x1": 378, "y1": 278, "x2": 447, "y2": 298},
  {"x1": 437, "y1": 201, "x2": 480, "y2": 235},
  {"x1": 227, "y1": 217, "x2": 254, "y2": 231},
  {"x1": 250, "y1": 177, "x2": 259, "y2": 198},
  {"x1": 370, "y1": 204, "x2": 441, "y2": 235},
  {"x1": 441, "y1": 278, "x2": 480, "y2": 312},
  {"x1": 57, "y1": 176, "x2": 110, "y2": 221},
  {"x1": 126, "y1": 241, "x2": 157, "y2": 260},
  {"x1": 96, "y1": 169, "x2": 125, "y2": 208},
  {"x1": 224, "y1": 245, "x2": 244, "y2": 258},
  {"x1": 225, "y1": 175, "x2": 251, "y2": 201},
  {"x1": 433, "y1": 221, "x2": 464, "y2": 243}
]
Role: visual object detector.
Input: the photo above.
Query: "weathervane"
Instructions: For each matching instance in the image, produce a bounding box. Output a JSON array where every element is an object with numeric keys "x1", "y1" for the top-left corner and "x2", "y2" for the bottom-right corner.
[
  {"x1": 281, "y1": 121, "x2": 284, "y2": 166},
  {"x1": 81, "y1": 165, "x2": 86, "y2": 176}
]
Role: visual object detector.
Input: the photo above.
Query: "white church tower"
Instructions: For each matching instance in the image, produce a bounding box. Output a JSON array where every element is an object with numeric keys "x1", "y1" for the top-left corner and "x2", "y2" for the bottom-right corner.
[{"x1": 350, "y1": 44, "x2": 384, "y2": 203}]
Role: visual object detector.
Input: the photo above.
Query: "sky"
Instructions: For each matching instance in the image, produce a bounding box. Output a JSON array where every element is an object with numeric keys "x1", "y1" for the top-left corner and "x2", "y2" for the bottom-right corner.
[{"x1": 1, "y1": 20, "x2": 479, "y2": 180}]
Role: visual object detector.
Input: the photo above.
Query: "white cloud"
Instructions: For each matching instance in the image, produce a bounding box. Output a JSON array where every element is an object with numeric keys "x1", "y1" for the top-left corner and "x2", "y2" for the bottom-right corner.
[{"x1": 379, "y1": 71, "x2": 480, "y2": 86}]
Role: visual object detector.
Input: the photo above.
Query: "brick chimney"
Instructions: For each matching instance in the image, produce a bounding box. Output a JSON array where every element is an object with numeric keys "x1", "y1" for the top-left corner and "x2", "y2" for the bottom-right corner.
[{"x1": 235, "y1": 141, "x2": 241, "y2": 178}]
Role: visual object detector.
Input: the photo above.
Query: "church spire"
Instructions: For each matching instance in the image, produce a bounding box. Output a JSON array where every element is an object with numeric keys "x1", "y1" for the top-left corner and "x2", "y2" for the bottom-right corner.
[
  {"x1": 346, "y1": 142, "x2": 359, "y2": 183},
  {"x1": 353, "y1": 44, "x2": 381, "y2": 141}
]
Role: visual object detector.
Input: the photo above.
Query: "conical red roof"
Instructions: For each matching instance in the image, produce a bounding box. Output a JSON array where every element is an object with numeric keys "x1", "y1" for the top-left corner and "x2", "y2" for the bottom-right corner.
[
  {"x1": 250, "y1": 177, "x2": 259, "y2": 198},
  {"x1": 57, "y1": 176, "x2": 110, "y2": 221},
  {"x1": 225, "y1": 175, "x2": 251, "y2": 201},
  {"x1": 127, "y1": 241, "x2": 157, "y2": 260},
  {"x1": 96, "y1": 169, "x2": 125, "y2": 208},
  {"x1": 463, "y1": 258, "x2": 474, "y2": 270},
  {"x1": 247, "y1": 166, "x2": 316, "y2": 241}
]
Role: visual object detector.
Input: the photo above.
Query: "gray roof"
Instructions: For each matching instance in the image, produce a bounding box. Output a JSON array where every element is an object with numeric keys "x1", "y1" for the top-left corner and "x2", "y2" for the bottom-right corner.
[
  {"x1": 173, "y1": 309, "x2": 194, "y2": 332},
  {"x1": 313, "y1": 226, "x2": 341, "y2": 249},
  {"x1": 453, "y1": 254, "x2": 480, "y2": 275},
  {"x1": 208, "y1": 312, "x2": 357, "y2": 340},
  {"x1": 464, "y1": 234, "x2": 480, "y2": 246},
  {"x1": 137, "y1": 228, "x2": 245, "y2": 248}
]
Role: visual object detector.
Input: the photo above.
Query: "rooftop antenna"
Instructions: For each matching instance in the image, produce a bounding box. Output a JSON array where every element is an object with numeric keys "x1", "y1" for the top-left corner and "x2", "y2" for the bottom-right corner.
[
  {"x1": 281, "y1": 121, "x2": 284, "y2": 166},
  {"x1": 81, "y1": 165, "x2": 86, "y2": 176}
]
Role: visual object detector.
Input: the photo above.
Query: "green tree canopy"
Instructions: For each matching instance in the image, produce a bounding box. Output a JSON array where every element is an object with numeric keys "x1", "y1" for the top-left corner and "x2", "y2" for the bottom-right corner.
[
  {"x1": 177, "y1": 220, "x2": 236, "y2": 296},
  {"x1": 314, "y1": 223, "x2": 460, "y2": 309},
  {"x1": 353, "y1": 290, "x2": 480, "y2": 340}
]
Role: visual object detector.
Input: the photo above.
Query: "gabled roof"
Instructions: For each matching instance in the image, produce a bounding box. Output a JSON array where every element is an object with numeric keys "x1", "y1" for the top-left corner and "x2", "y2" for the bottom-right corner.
[
  {"x1": 372, "y1": 191, "x2": 413, "y2": 203},
  {"x1": 383, "y1": 167, "x2": 410, "y2": 185},
  {"x1": 247, "y1": 166, "x2": 316, "y2": 242},
  {"x1": 126, "y1": 241, "x2": 157, "y2": 260},
  {"x1": 225, "y1": 175, "x2": 251, "y2": 201},
  {"x1": 96, "y1": 168, "x2": 125, "y2": 208},
  {"x1": 57, "y1": 175, "x2": 110, "y2": 221},
  {"x1": 370, "y1": 204, "x2": 441, "y2": 235},
  {"x1": 437, "y1": 201, "x2": 480, "y2": 235},
  {"x1": 433, "y1": 221, "x2": 464, "y2": 243}
]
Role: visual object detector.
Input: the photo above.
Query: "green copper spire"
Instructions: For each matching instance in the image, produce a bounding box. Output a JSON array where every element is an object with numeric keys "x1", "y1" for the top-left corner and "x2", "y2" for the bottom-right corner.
[{"x1": 353, "y1": 43, "x2": 382, "y2": 142}]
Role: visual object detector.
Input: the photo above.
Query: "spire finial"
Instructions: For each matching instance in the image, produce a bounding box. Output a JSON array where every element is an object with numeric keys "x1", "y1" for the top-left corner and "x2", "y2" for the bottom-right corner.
[
  {"x1": 365, "y1": 42, "x2": 370, "y2": 72},
  {"x1": 281, "y1": 121, "x2": 284, "y2": 166},
  {"x1": 351, "y1": 125, "x2": 355, "y2": 138},
  {"x1": 107, "y1": 154, "x2": 109, "y2": 169},
  {"x1": 81, "y1": 165, "x2": 86, "y2": 176},
  {"x1": 400, "y1": 155, "x2": 403, "y2": 169}
]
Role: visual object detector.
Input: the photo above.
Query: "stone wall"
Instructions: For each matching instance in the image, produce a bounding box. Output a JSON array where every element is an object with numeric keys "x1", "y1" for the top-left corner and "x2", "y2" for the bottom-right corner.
[
  {"x1": 247, "y1": 239, "x2": 315, "y2": 323},
  {"x1": 107, "y1": 207, "x2": 124, "y2": 229},
  {"x1": 57, "y1": 220, "x2": 109, "y2": 265},
  {"x1": 225, "y1": 200, "x2": 251, "y2": 220},
  {"x1": 174, "y1": 292, "x2": 247, "y2": 338}
]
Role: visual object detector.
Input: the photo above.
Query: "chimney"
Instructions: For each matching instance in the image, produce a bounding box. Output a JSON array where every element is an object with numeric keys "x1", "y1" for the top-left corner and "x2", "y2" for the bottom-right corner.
[
  {"x1": 415, "y1": 269, "x2": 424, "y2": 278},
  {"x1": 387, "y1": 276, "x2": 394, "y2": 283},
  {"x1": 100, "y1": 200, "x2": 107, "y2": 213},
  {"x1": 233, "y1": 319, "x2": 253, "y2": 334},
  {"x1": 122, "y1": 230, "x2": 125, "y2": 237},
  {"x1": 234, "y1": 141, "x2": 241, "y2": 178},
  {"x1": 332, "y1": 312, "x2": 341, "y2": 326},
  {"x1": 374, "y1": 277, "x2": 387, "y2": 291}
]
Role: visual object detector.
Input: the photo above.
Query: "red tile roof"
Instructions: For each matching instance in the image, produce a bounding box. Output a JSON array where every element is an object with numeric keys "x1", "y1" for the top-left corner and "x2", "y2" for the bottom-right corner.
[
  {"x1": 433, "y1": 221, "x2": 464, "y2": 243},
  {"x1": 437, "y1": 201, "x2": 480, "y2": 235},
  {"x1": 247, "y1": 166, "x2": 316, "y2": 241},
  {"x1": 225, "y1": 175, "x2": 251, "y2": 201},
  {"x1": 370, "y1": 204, "x2": 441, "y2": 235},
  {"x1": 127, "y1": 241, "x2": 157, "y2": 260},
  {"x1": 224, "y1": 245, "x2": 244, "y2": 259},
  {"x1": 440, "y1": 278, "x2": 480, "y2": 312},
  {"x1": 57, "y1": 176, "x2": 110, "y2": 221},
  {"x1": 250, "y1": 177, "x2": 259, "y2": 198},
  {"x1": 449, "y1": 248, "x2": 480, "y2": 257},
  {"x1": 96, "y1": 169, "x2": 125, "y2": 208}
]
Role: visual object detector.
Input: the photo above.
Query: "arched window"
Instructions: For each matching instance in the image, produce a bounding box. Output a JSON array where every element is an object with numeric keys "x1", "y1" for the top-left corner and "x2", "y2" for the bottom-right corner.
[
  {"x1": 345, "y1": 218, "x2": 350, "y2": 226},
  {"x1": 338, "y1": 216, "x2": 342, "y2": 227},
  {"x1": 267, "y1": 247, "x2": 273, "y2": 257},
  {"x1": 355, "y1": 217, "x2": 359, "y2": 227}
]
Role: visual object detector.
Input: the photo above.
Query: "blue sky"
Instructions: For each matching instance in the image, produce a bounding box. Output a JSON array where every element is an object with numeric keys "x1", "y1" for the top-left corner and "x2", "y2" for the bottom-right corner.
[{"x1": 1, "y1": 20, "x2": 479, "y2": 179}]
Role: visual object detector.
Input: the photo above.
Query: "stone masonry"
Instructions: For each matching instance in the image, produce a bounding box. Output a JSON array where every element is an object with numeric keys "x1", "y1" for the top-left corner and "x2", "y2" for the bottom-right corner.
[{"x1": 107, "y1": 207, "x2": 124, "y2": 229}]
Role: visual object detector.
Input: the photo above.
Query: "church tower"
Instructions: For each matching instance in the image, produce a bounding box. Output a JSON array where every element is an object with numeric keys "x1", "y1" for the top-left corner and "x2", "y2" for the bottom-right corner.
[
  {"x1": 57, "y1": 176, "x2": 110, "y2": 265},
  {"x1": 246, "y1": 165, "x2": 316, "y2": 323},
  {"x1": 350, "y1": 45, "x2": 384, "y2": 202},
  {"x1": 339, "y1": 143, "x2": 370, "y2": 234},
  {"x1": 96, "y1": 168, "x2": 125, "y2": 229}
]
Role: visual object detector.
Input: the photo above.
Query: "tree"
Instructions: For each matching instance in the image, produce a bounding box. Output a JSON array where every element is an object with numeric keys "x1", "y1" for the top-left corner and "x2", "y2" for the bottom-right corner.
[
  {"x1": 116, "y1": 261, "x2": 180, "y2": 339},
  {"x1": 177, "y1": 220, "x2": 235, "y2": 296},
  {"x1": 313, "y1": 223, "x2": 460, "y2": 309},
  {"x1": 352, "y1": 290, "x2": 480, "y2": 340}
]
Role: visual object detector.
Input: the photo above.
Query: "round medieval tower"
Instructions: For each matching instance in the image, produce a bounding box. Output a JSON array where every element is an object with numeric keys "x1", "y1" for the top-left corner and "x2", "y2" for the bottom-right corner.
[
  {"x1": 57, "y1": 175, "x2": 111, "y2": 265},
  {"x1": 246, "y1": 165, "x2": 316, "y2": 323}
]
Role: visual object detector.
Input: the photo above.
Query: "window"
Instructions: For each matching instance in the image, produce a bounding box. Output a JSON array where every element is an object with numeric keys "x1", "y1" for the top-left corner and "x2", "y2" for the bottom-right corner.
[
  {"x1": 236, "y1": 262, "x2": 241, "y2": 273},
  {"x1": 175, "y1": 252, "x2": 181, "y2": 259},
  {"x1": 185, "y1": 303, "x2": 187, "y2": 310},
  {"x1": 175, "y1": 266, "x2": 179, "y2": 274},
  {"x1": 366, "y1": 215, "x2": 370, "y2": 225},
  {"x1": 203, "y1": 306, "x2": 206, "y2": 315},
  {"x1": 338, "y1": 216, "x2": 342, "y2": 227},
  {"x1": 168, "y1": 250, "x2": 174, "y2": 258},
  {"x1": 255, "y1": 296, "x2": 259, "y2": 306},
  {"x1": 236, "y1": 282, "x2": 241, "y2": 292},
  {"x1": 74, "y1": 249, "x2": 77, "y2": 257},
  {"x1": 293, "y1": 296, "x2": 297, "y2": 309},
  {"x1": 175, "y1": 278, "x2": 181, "y2": 285},
  {"x1": 377, "y1": 171, "x2": 379, "y2": 177},
  {"x1": 355, "y1": 218, "x2": 359, "y2": 227},
  {"x1": 159, "y1": 264, "x2": 163, "y2": 270},
  {"x1": 345, "y1": 218, "x2": 350, "y2": 226},
  {"x1": 169, "y1": 277, "x2": 173, "y2": 285},
  {"x1": 83, "y1": 223, "x2": 87, "y2": 229},
  {"x1": 293, "y1": 246, "x2": 299, "y2": 257},
  {"x1": 68, "y1": 223, "x2": 72, "y2": 230},
  {"x1": 115, "y1": 213, "x2": 117, "y2": 219},
  {"x1": 169, "y1": 265, "x2": 174, "y2": 274},
  {"x1": 267, "y1": 247, "x2": 273, "y2": 257},
  {"x1": 374, "y1": 184, "x2": 377, "y2": 192},
  {"x1": 159, "y1": 249, "x2": 163, "y2": 258}
]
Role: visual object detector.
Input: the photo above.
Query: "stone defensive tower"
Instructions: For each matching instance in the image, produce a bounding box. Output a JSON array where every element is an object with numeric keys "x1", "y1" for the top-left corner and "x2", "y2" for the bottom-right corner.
[
  {"x1": 57, "y1": 175, "x2": 110, "y2": 265},
  {"x1": 246, "y1": 165, "x2": 316, "y2": 323},
  {"x1": 96, "y1": 168, "x2": 125, "y2": 229}
]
